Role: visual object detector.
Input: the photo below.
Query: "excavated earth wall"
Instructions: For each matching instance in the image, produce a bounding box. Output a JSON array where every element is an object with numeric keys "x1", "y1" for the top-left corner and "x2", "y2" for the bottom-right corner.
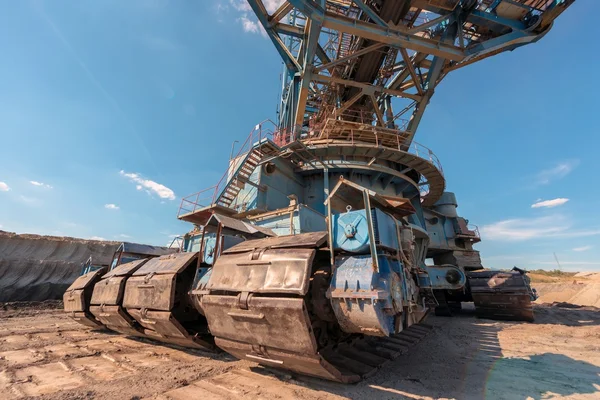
[{"x1": 0, "y1": 231, "x2": 119, "y2": 302}]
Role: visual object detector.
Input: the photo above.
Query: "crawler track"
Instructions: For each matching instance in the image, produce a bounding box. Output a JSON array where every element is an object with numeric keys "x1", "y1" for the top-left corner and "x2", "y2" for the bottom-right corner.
[{"x1": 468, "y1": 270, "x2": 535, "y2": 322}]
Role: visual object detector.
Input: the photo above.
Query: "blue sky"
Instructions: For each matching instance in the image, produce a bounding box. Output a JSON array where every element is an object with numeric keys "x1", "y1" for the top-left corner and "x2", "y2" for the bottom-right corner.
[{"x1": 0, "y1": 1, "x2": 597, "y2": 271}]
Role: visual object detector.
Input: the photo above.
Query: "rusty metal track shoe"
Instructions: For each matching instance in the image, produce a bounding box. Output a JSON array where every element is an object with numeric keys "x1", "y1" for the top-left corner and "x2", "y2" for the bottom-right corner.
[
  {"x1": 198, "y1": 232, "x2": 432, "y2": 383},
  {"x1": 468, "y1": 270, "x2": 535, "y2": 322},
  {"x1": 63, "y1": 267, "x2": 107, "y2": 328},
  {"x1": 122, "y1": 252, "x2": 216, "y2": 351},
  {"x1": 89, "y1": 258, "x2": 150, "y2": 337}
]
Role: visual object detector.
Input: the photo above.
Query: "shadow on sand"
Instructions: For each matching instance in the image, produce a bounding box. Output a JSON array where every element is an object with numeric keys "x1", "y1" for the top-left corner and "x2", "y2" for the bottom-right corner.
[{"x1": 251, "y1": 304, "x2": 600, "y2": 399}]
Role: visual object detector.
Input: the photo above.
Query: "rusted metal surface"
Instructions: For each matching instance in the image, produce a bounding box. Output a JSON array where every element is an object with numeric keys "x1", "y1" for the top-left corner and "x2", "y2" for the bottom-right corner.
[
  {"x1": 204, "y1": 213, "x2": 275, "y2": 237},
  {"x1": 202, "y1": 296, "x2": 317, "y2": 354},
  {"x1": 222, "y1": 231, "x2": 327, "y2": 254},
  {"x1": 326, "y1": 176, "x2": 416, "y2": 219},
  {"x1": 63, "y1": 289, "x2": 87, "y2": 314},
  {"x1": 213, "y1": 321, "x2": 433, "y2": 383},
  {"x1": 65, "y1": 268, "x2": 106, "y2": 292},
  {"x1": 132, "y1": 252, "x2": 197, "y2": 275},
  {"x1": 89, "y1": 259, "x2": 150, "y2": 336},
  {"x1": 207, "y1": 248, "x2": 316, "y2": 295},
  {"x1": 123, "y1": 274, "x2": 177, "y2": 311},
  {"x1": 215, "y1": 337, "x2": 349, "y2": 382},
  {"x1": 468, "y1": 270, "x2": 535, "y2": 322},
  {"x1": 123, "y1": 252, "x2": 216, "y2": 351},
  {"x1": 103, "y1": 258, "x2": 149, "y2": 278},
  {"x1": 63, "y1": 268, "x2": 106, "y2": 328},
  {"x1": 89, "y1": 305, "x2": 142, "y2": 336},
  {"x1": 91, "y1": 275, "x2": 129, "y2": 306},
  {"x1": 199, "y1": 241, "x2": 433, "y2": 383}
]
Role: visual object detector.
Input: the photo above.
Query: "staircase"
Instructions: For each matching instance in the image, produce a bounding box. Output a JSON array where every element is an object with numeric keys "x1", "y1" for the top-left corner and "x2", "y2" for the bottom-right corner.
[
  {"x1": 218, "y1": 148, "x2": 264, "y2": 208},
  {"x1": 338, "y1": 32, "x2": 353, "y2": 59}
]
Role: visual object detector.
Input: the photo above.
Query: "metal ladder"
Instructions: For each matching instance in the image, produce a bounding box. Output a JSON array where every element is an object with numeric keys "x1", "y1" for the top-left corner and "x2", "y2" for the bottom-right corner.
[
  {"x1": 217, "y1": 148, "x2": 263, "y2": 208},
  {"x1": 216, "y1": 138, "x2": 281, "y2": 208}
]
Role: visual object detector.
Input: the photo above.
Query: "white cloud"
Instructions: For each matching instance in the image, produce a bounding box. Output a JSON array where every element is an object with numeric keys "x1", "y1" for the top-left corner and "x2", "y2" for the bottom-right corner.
[
  {"x1": 229, "y1": 1, "x2": 284, "y2": 36},
  {"x1": 229, "y1": 0, "x2": 284, "y2": 13},
  {"x1": 118, "y1": 234, "x2": 131, "y2": 238},
  {"x1": 19, "y1": 195, "x2": 41, "y2": 205},
  {"x1": 0, "y1": 182, "x2": 10, "y2": 191},
  {"x1": 215, "y1": 2, "x2": 229, "y2": 14},
  {"x1": 30, "y1": 181, "x2": 53, "y2": 189},
  {"x1": 531, "y1": 198, "x2": 569, "y2": 209},
  {"x1": 120, "y1": 170, "x2": 176, "y2": 200},
  {"x1": 481, "y1": 215, "x2": 600, "y2": 241},
  {"x1": 104, "y1": 203, "x2": 120, "y2": 210},
  {"x1": 572, "y1": 245, "x2": 592, "y2": 252},
  {"x1": 535, "y1": 160, "x2": 579, "y2": 185},
  {"x1": 239, "y1": 14, "x2": 260, "y2": 33},
  {"x1": 89, "y1": 236, "x2": 106, "y2": 241},
  {"x1": 230, "y1": 0, "x2": 251, "y2": 11},
  {"x1": 263, "y1": 0, "x2": 286, "y2": 13}
]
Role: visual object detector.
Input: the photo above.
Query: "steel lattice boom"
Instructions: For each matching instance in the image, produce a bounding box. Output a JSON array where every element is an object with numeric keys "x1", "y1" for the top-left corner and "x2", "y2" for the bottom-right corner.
[{"x1": 248, "y1": 0, "x2": 574, "y2": 145}]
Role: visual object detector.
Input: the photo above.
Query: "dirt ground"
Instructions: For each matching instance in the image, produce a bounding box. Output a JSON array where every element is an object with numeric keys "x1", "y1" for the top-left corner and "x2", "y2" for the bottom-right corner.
[
  {"x1": 531, "y1": 272, "x2": 600, "y2": 308},
  {"x1": 1, "y1": 299, "x2": 599, "y2": 400}
]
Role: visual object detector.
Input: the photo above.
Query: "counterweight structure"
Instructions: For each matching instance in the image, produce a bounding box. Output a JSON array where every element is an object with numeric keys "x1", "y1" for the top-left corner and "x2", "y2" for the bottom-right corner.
[{"x1": 64, "y1": 0, "x2": 573, "y2": 383}]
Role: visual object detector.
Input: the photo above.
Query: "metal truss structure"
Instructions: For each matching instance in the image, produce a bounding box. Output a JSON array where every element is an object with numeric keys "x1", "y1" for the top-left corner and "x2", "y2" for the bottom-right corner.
[{"x1": 248, "y1": 0, "x2": 574, "y2": 145}]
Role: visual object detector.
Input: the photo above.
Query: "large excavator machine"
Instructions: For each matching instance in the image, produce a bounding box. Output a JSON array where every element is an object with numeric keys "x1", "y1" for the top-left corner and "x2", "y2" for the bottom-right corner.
[{"x1": 65, "y1": 0, "x2": 573, "y2": 382}]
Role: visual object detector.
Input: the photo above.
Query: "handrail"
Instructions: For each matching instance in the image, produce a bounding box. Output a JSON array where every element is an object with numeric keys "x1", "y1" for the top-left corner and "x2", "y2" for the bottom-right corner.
[
  {"x1": 467, "y1": 224, "x2": 481, "y2": 239},
  {"x1": 409, "y1": 140, "x2": 444, "y2": 176},
  {"x1": 307, "y1": 118, "x2": 444, "y2": 176},
  {"x1": 177, "y1": 120, "x2": 282, "y2": 218},
  {"x1": 178, "y1": 118, "x2": 444, "y2": 218}
]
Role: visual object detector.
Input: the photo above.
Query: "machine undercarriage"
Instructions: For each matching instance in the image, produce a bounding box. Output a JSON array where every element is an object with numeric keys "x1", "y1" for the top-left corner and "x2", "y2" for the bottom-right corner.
[{"x1": 64, "y1": 0, "x2": 571, "y2": 383}]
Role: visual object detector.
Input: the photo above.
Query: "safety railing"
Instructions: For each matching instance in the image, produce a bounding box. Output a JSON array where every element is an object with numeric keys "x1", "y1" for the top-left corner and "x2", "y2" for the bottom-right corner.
[
  {"x1": 315, "y1": 105, "x2": 410, "y2": 131},
  {"x1": 177, "y1": 185, "x2": 219, "y2": 217},
  {"x1": 177, "y1": 120, "x2": 283, "y2": 218},
  {"x1": 410, "y1": 141, "x2": 444, "y2": 176},
  {"x1": 167, "y1": 235, "x2": 185, "y2": 252},
  {"x1": 467, "y1": 224, "x2": 481, "y2": 240},
  {"x1": 178, "y1": 117, "x2": 444, "y2": 219},
  {"x1": 308, "y1": 118, "x2": 444, "y2": 176}
]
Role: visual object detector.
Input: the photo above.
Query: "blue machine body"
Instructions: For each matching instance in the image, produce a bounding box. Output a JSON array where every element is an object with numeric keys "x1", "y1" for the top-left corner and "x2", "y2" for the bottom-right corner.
[
  {"x1": 329, "y1": 254, "x2": 406, "y2": 336},
  {"x1": 254, "y1": 204, "x2": 326, "y2": 235},
  {"x1": 328, "y1": 202, "x2": 467, "y2": 336},
  {"x1": 333, "y1": 208, "x2": 399, "y2": 253},
  {"x1": 184, "y1": 232, "x2": 245, "y2": 265}
]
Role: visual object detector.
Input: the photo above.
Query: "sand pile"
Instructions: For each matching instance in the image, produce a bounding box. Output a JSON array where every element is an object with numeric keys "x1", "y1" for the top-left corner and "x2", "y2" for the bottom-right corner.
[
  {"x1": 534, "y1": 272, "x2": 600, "y2": 307},
  {"x1": 0, "y1": 231, "x2": 119, "y2": 302},
  {"x1": 574, "y1": 271, "x2": 600, "y2": 280}
]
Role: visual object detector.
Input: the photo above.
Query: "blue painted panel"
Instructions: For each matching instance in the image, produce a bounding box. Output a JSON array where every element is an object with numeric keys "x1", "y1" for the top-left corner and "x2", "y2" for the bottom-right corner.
[
  {"x1": 255, "y1": 205, "x2": 326, "y2": 236},
  {"x1": 330, "y1": 254, "x2": 405, "y2": 336},
  {"x1": 184, "y1": 233, "x2": 244, "y2": 265},
  {"x1": 332, "y1": 208, "x2": 399, "y2": 253},
  {"x1": 417, "y1": 265, "x2": 466, "y2": 290}
]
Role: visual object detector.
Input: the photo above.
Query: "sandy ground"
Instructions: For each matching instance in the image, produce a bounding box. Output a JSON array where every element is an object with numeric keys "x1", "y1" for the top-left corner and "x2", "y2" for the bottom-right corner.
[
  {"x1": 1, "y1": 300, "x2": 598, "y2": 400},
  {"x1": 532, "y1": 272, "x2": 600, "y2": 308}
]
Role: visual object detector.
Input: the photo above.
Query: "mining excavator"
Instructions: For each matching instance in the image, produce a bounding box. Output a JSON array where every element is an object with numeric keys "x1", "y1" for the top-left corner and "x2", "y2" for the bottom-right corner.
[{"x1": 64, "y1": 0, "x2": 572, "y2": 383}]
